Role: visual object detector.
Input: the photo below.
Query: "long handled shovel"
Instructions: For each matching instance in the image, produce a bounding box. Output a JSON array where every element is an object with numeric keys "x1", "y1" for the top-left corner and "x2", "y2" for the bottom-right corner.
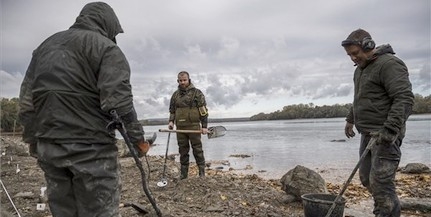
[
  {"x1": 325, "y1": 137, "x2": 377, "y2": 217},
  {"x1": 159, "y1": 125, "x2": 227, "y2": 139},
  {"x1": 157, "y1": 132, "x2": 171, "y2": 187}
]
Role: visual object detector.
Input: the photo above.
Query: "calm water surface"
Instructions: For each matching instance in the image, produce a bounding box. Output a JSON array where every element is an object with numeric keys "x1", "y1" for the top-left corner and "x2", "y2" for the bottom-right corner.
[{"x1": 141, "y1": 114, "x2": 431, "y2": 179}]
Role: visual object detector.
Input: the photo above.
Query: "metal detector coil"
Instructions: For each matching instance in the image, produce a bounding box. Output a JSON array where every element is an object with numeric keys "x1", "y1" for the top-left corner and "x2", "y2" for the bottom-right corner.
[{"x1": 156, "y1": 179, "x2": 168, "y2": 187}]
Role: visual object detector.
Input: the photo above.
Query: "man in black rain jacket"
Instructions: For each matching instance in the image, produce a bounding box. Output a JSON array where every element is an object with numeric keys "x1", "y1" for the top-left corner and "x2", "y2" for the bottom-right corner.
[{"x1": 18, "y1": 2, "x2": 147, "y2": 216}]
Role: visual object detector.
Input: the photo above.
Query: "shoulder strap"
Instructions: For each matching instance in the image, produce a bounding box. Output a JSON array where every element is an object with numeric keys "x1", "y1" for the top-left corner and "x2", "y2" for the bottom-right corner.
[{"x1": 189, "y1": 89, "x2": 198, "y2": 108}]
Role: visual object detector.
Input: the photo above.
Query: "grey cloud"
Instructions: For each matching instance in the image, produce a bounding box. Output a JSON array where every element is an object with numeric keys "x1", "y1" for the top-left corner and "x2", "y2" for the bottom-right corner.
[
  {"x1": 0, "y1": 71, "x2": 23, "y2": 98},
  {"x1": 1, "y1": 0, "x2": 430, "y2": 118},
  {"x1": 205, "y1": 74, "x2": 241, "y2": 108},
  {"x1": 416, "y1": 64, "x2": 431, "y2": 92},
  {"x1": 312, "y1": 83, "x2": 353, "y2": 100}
]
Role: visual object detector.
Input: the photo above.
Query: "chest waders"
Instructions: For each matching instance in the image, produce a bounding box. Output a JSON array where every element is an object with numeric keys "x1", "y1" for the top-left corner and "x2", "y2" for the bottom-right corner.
[{"x1": 174, "y1": 90, "x2": 205, "y2": 179}]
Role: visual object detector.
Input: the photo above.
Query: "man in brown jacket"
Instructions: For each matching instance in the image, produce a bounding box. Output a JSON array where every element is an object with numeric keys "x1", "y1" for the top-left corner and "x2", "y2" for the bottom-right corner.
[{"x1": 168, "y1": 71, "x2": 209, "y2": 179}]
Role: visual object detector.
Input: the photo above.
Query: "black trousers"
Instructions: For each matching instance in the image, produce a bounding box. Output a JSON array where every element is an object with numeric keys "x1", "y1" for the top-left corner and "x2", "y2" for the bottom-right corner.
[
  {"x1": 37, "y1": 141, "x2": 120, "y2": 217},
  {"x1": 359, "y1": 134, "x2": 402, "y2": 217}
]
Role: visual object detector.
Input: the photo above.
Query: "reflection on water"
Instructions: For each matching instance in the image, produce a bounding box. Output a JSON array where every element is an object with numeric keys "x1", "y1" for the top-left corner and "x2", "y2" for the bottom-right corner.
[{"x1": 137, "y1": 114, "x2": 431, "y2": 179}]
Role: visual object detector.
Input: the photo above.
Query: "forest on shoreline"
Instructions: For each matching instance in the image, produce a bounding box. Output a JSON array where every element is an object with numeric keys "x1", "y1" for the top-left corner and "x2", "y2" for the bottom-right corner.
[
  {"x1": 250, "y1": 93, "x2": 430, "y2": 120},
  {"x1": 1, "y1": 93, "x2": 430, "y2": 131}
]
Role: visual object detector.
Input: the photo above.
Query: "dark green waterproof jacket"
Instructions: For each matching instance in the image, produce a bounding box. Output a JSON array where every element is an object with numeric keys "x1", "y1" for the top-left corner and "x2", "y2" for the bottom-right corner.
[
  {"x1": 169, "y1": 83, "x2": 208, "y2": 129},
  {"x1": 346, "y1": 44, "x2": 414, "y2": 138},
  {"x1": 18, "y1": 2, "x2": 141, "y2": 145}
]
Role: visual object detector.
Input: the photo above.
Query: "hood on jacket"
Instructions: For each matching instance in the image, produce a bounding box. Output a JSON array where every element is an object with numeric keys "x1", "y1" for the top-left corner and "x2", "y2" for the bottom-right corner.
[
  {"x1": 365, "y1": 44, "x2": 396, "y2": 67},
  {"x1": 70, "y1": 2, "x2": 123, "y2": 42},
  {"x1": 373, "y1": 44, "x2": 396, "y2": 57}
]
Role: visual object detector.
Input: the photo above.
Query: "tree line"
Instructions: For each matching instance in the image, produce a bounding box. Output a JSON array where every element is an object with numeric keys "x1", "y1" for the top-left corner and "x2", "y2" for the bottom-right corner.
[
  {"x1": 1, "y1": 97, "x2": 21, "y2": 133},
  {"x1": 1, "y1": 93, "x2": 430, "y2": 132},
  {"x1": 250, "y1": 93, "x2": 431, "y2": 121}
]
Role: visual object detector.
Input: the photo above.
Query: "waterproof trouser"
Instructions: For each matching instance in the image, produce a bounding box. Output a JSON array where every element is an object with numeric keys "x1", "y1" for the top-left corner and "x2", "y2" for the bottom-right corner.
[
  {"x1": 176, "y1": 131, "x2": 205, "y2": 171},
  {"x1": 37, "y1": 140, "x2": 121, "y2": 217},
  {"x1": 359, "y1": 134, "x2": 402, "y2": 217}
]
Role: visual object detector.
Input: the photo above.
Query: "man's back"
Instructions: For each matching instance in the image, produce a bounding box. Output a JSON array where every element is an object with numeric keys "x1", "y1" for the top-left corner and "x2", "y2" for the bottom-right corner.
[{"x1": 19, "y1": 2, "x2": 132, "y2": 144}]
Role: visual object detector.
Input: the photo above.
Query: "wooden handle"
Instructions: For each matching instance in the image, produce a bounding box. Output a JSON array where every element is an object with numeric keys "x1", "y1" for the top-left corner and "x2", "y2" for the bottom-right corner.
[{"x1": 158, "y1": 129, "x2": 201, "y2": 133}]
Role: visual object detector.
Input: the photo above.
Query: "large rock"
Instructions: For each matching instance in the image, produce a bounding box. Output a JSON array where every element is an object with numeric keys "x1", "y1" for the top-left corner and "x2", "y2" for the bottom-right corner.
[
  {"x1": 280, "y1": 165, "x2": 327, "y2": 202},
  {"x1": 400, "y1": 163, "x2": 431, "y2": 174}
]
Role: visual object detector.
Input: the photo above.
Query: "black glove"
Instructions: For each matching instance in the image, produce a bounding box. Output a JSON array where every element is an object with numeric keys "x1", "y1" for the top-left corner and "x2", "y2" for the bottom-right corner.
[{"x1": 370, "y1": 127, "x2": 398, "y2": 146}]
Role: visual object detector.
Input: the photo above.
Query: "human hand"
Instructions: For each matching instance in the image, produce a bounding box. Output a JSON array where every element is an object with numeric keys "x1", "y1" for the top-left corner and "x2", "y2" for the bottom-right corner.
[
  {"x1": 344, "y1": 122, "x2": 356, "y2": 138},
  {"x1": 202, "y1": 128, "x2": 208, "y2": 135},
  {"x1": 168, "y1": 121, "x2": 174, "y2": 130},
  {"x1": 135, "y1": 140, "x2": 150, "y2": 157},
  {"x1": 370, "y1": 128, "x2": 398, "y2": 146}
]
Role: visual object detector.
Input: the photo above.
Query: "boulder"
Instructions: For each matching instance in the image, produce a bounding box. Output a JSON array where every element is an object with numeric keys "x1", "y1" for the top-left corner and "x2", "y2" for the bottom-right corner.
[
  {"x1": 400, "y1": 163, "x2": 431, "y2": 174},
  {"x1": 280, "y1": 165, "x2": 327, "y2": 201}
]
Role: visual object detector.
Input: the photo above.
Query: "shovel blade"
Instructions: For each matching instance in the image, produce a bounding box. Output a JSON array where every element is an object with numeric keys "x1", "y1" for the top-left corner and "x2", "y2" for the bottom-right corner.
[
  {"x1": 208, "y1": 126, "x2": 227, "y2": 139},
  {"x1": 145, "y1": 132, "x2": 157, "y2": 145}
]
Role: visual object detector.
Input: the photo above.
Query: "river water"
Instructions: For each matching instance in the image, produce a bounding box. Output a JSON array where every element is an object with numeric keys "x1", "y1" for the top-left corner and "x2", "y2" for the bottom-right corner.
[{"x1": 140, "y1": 114, "x2": 431, "y2": 180}]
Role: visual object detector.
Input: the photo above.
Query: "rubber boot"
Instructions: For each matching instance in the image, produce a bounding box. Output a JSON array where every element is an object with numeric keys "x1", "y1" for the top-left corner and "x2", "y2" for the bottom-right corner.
[
  {"x1": 180, "y1": 165, "x2": 188, "y2": 180},
  {"x1": 198, "y1": 165, "x2": 205, "y2": 177}
]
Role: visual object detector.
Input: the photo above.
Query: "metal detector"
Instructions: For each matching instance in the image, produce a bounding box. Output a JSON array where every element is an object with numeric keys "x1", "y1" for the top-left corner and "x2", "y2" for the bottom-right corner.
[
  {"x1": 108, "y1": 110, "x2": 162, "y2": 217},
  {"x1": 157, "y1": 132, "x2": 171, "y2": 187}
]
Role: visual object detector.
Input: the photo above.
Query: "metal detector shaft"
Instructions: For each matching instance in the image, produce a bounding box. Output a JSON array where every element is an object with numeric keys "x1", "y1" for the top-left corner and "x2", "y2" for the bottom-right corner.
[
  {"x1": 325, "y1": 137, "x2": 376, "y2": 217},
  {"x1": 162, "y1": 133, "x2": 170, "y2": 178},
  {"x1": 109, "y1": 110, "x2": 162, "y2": 217},
  {"x1": 156, "y1": 132, "x2": 171, "y2": 187}
]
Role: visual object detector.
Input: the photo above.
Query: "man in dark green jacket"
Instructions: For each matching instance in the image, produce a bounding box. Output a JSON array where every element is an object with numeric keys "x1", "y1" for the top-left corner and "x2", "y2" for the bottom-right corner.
[
  {"x1": 342, "y1": 29, "x2": 414, "y2": 217},
  {"x1": 168, "y1": 71, "x2": 209, "y2": 179},
  {"x1": 18, "y1": 2, "x2": 148, "y2": 216}
]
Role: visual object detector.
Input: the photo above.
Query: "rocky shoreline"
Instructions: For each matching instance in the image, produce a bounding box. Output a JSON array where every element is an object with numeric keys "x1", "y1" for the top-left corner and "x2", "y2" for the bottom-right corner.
[{"x1": 1, "y1": 136, "x2": 430, "y2": 217}]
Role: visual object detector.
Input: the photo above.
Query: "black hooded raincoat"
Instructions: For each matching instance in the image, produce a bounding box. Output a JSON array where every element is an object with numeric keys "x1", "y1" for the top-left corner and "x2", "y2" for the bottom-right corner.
[{"x1": 19, "y1": 2, "x2": 138, "y2": 145}]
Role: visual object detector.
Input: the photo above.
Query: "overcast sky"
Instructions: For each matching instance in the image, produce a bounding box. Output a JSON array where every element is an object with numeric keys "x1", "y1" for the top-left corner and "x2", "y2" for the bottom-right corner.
[{"x1": 1, "y1": 0, "x2": 430, "y2": 119}]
